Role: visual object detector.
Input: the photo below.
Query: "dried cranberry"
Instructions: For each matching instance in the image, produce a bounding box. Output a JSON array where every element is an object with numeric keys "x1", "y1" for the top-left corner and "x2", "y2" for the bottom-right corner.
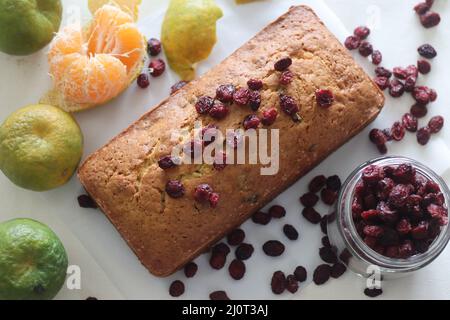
[
  {"x1": 158, "y1": 156, "x2": 177, "y2": 169},
  {"x1": 389, "y1": 184, "x2": 412, "y2": 208},
  {"x1": 331, "y1": 263, "x2": 347, "y2": 279},
  {"x1": 248, "y1": 90, "x2": 261, "y2": 111},
  {"x1": 169, "y1": 280, "x2": 185, "y2": 297},
  {"x1": 184, "y1": 262, "x2": 198, "y2": 278},
  {"x1": 426, "y1": 0, "x2": 434, "y2": 7},
  {"x1": 428, "y1": 116, "x2": 444, "y2": 133},
  {"x1": 209, "y1": 192, "x2": 220, "y2": 208},
  {"x1": 396, "y1": 218, "x2": 412, "y2": 236},
  {"x1": 411, "y1": 103, "x2": 428, "y2": 118},
  {"x1": 227, "y1": 229, "x2": 245, "y2": 246},
  {"x1": 195, "y1": 96, "x2": 214, "y2": 114},
  {"x1": 414, "y1": 2, "x2": 431, "y2": 15},
  {"x1": 286, "y1": 275, "x2": 299, "y2": 294},
  {"x1": 362, "y1": 165, "x2": 384, "y2": 184},
  {"x1": 261, "y1": 108, "x2": 278, "y2": 126},
  {"x1": 209, "y1": 100, "x2": 229, "y2": 119},
  {"x1": 354, "y1": 26, "x2": 370, "y2": 39},
  {"x1": 375, "y1": 67, "x2": 392, "y2": 78},
  {"x1": 77, "y1": 194, "x2": 98, "y2": 209},
  {"x1": 321, "y1": 188, "x2": 337, "y2": 205},
  {"x1": 247, "y1": 78, "x2": 263, "y2": 90},
  {"x1": 420, "y1": 11, "x2": 441, "y2": 28},
  {"x1": 269, "y1": 205, "x2": 286, "y2": 218},
  {"x1": 243, "y1": 114, "x2": 260, "y2": 130},
  {"x1": 294, "y1": 266, "x2": 307, "y2": 282},
  {"x1": 398, "y1": 240, "x2": 415, "y2": 258},
  {"x1": 171, "y1": 81, "x2": 188, "y2": 94},
  {"x1": 411, "y1": 221, "x2": 429, "y2": 239},
  {"x1": 402, "y1": 113, "x2": 418, "y2": 132},
  {"x1": 339, "y1": 249, "x2": 352, "y2": 265},
  {"x1": 320, "y1": 215, "x2": 328, "y2": 234},
  {"x1": 252, "y1": 211, "x2": 271, "y2": 225},
  {"x1": 389, "y1": 79, "x2": 405, "y2": 97},
  {"x1": 137, "y1": 73, "x2": 150, "y2": 88},
  {"x1": 309, "y1": 175, "x2": 327, "y2": 193},
  {"x1": 344, "y1": 36, "x2": 361, "y2": 50},
  {"x1": 302, "y1": 207, "x2": 322, "y2": 224},
  {"x1": 280, "y1": 70, "x2": 294, "y2": 85},
  {"x1": 361, "y1": 209, "x2": 379, "y2": 222},
  {"x1": 216, "y1": 84, "x2": 235, "y2": 103},
  {"x1": 319, "y1": 246, "x2": 337, "y2": 264},
  {"x1": 274, "y1": 57, "x2": 292, "y2": 71},
  {"x1": 235, "y1": 243, "x2": 254, "y2": 260},
  {"x1": 364, "y1": 287, "x2": 383, "y2": 298},
  {"x1": 417, "y1": 126, "x2": 431, "y2": 145},
  {"x1": 149, "y1": 59, "x2": 165, "y2": 77},
  {"x1": 326, "y1": 175, "x2": 341, "y2": 192},
  {"x1": 283, "y1": 224, "x2": 299, "y2": 240},
  {"x1": 147, "y1": 38, "x2": 161, "y2": 56},
  {"x1": 393, "y1": 164, "x2": 416, "y2": 184},
  {"x1": 371, "y1": 50, "x2": 382, "y2": 65},
  {"x1": 209, "y1": 291, "x2": 230, "y2": 300},
  {"x1": 363, "y1": 225, "x2": 384, "y2": 238},
  {"x1": 358, "y1": 41, "x2": 373, "y2": 57},
  {"x1": 262, "y1": 240, "x2": 285, "y2": 256},
  {"x1": 404, "y1": 76, "x2": 417, "y2": 92},
  {"x1": 412, "y1": 86, "x2": 431, "y2": 105},
  {"x1": 194, "y1": 184, "x2": 213, "y2": 203},
  {"x1": 428, "y1": 88, "x2": 437, "y2": 102},
  {"x1": 210, "y1": 252, "x2": 226, "y2": 270},
  {"x1": 390, "y1": 121, "x2": 405, "y2": 141},
  {"x1": 393, "y1": 67, "x2": 408, "y2": 80},
  {"x1": 233, "y1": 88, "x2": 250, "y2": 105},
  {"x1": 417, "y1": 60, "x2": 431, "y2": 74},
  {"x1": 369, "y1": 129, "x2": 387, "y2": 145},
  {"x1": 165, "y1": 180, "x2": 185, "y2": 198},
  {"x1": 228, "y1": 259, "x2": 245, "y2": 280},
  {"x1": 315, "y1": 89, "x2": 334, "y2": 108},
  {"x1": 280, "y1": 94, "x2": 299, "y2": 116},
  {"x1": 418, "y1": 44, "x2": 437, "y2": 59},
  {"x1": 374, "y1": 76, "x2": 390, "y2": 90},
  {"x1": 322, "y1": 236, "x2": 331, "y2": 247},
  {"x1": 300, "y1": 192, "x2": 319, "y2": 208},
  {"x1": 271, "y1": 271, "x2": 286, "y2": 294},
  {"x1": 313, "y1": 264, "x2": 331, "y2": 285},
  {"x1": 427, "y1": 203, "x2": 447, "y2": 220}
]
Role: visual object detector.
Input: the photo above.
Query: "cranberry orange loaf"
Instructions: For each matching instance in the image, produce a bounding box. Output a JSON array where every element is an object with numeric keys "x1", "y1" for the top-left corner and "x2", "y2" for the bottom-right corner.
[{"x1": 78, "y1": 5, "x2": 384, "y2": 277}]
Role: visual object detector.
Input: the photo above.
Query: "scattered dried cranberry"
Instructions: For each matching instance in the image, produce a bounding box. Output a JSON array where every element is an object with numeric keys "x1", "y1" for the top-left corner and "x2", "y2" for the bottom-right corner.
[
  {"x1": 309, "y1": 175, "x2": 327, "y2": 193},
  {"x1": 322, "y1": 236, "x2": 331, "y2": 248},
  {"x1": 286, "y1": 275, "x2": 299, "y2": 294},
  {"x1": 233, "y1": 88, "x2": 250, "y2": 105},
  {"x1": 371, "y1": 50, "x2": 382, "y2": 65},
  {"x1": 374, "y1": 76, "x2": 390, "y2": 91},
  {"x1": 358, "y1": 41, "x2": 373, "y2": 57},
  {"x1": 393, "y1": 67, "x2": 408, "y2": 80},
  {"x1": 283, "y1": 224, "x2": 299, "y2": 240},
  {"x1": 280, "y1": 94, "x2": 300, "y2": 116},
  {"x1": 279, "y1": 70, "x2": 294, "y2": 85},
  {"x1": 252, "y1": 211, "x2": 271, "y2": 225},
  {"x1": 414, "y1": 2, "x2": 431, "y2": 15},
  {"x1": 149, "y1": 59, "x2": 165, "y2": 77},
  {"x1": 213, "y1": 242, "x2": 231, "y2": 255},
  {"x1": 235, "y1": 243, "x2": 254, "y2": 260},
  {"x1": 216, "y1": 84, "x2": 235, "y2": 103},
  {"x1": 354, "y1": 26, "x2": 370, "y2": 39},
  {"x1": 271, "y1": 271, "x2": 286, "y2": 294},
  {"x1": 313, "y1": 264, "x2": 331, "y2": 285},
  {"x1": 375, "y1": 67, "x2": 392, "y2": 78},
  {"x1": 300, "y1": 192, "x2": 319, "y2": 208},
  {"x1": 339, "y1": 249, "x2": 352, "y2": 265},
  {"x1": 413, "y1": 86, "x2": 431, "y2": 105},
  {"x1": 428, "y1": 116, "x2": 444, "y2": 133},
  {"x1": 389, "y1": 79, "x2": 405, "y2": 97},
  {"x1": 165, "y1": 180, "x2": 185, "y2": 198},
  {"x1": 417, "y1": 60, "x2": 431, "y2": 74},
  {"x1": 369, "y1": 129, "x2": 387, "y2": 146},
  {"x1": 390, "y1": 121, "x2": 406, "y2": 141},
  {"x1": 417, "y1": 126, "x2": 431, "y2": 145},
  {"x1": 210, "y1": 248, "x2": 228, "y2": 269},
  {"x1": 302, "y1": 207, "x2": 322, "y2": 224},
  {"x1": 418, "y1": 44, "x2": 437, "y2": 59},
  {"x1": 227, "y1": 229, "x2": 245, "y2": 246},
  {"x1": 209, "y1": 100, "x2": 229, "y2": 119},
  {"x1": 261, "y1": 108, "x2": 278, "y2": 126},
  {"x1": 209, "y1": 291, "x2": 230, "y2": 300},
  {"x1": 274, "y1": 57, "x2": 292, "y2": 71},
  {"x1": 294, "y1": 266, "x2": 307, "y2": 282},
  {"x1": 321, "y1": 188, "x2": 337, "y2": 205},
  {"x1": 137, "y1": 73, "x2": 150, "y2": 88},
  {"x1": 344, "y1": 36, "x2": 361, "y2": 50},
  {"x1": 411, "y1": 103, "x2": 428, "y2": 118},
  {"x1": 316, "y1": 89, "x2": 334, "y2": 108},
  {"x1": 330, "y1": 263, "x2": 347, "y2": 279},
  {"x1": 228, "y1": 259, "x2": 246, "y2": 280},
  {"x1": 420, "y1": 11, "x2": 441, "y2": 28},
  {"x1": 248, "y1": 90, "x2": 261, "y2": 111},
  {"x1": 364, "y1": 287, "x2": 383, "y2": 298},
  {"x1": 326, "y1": 175, "x2": 342, "y2": 192},
  {"x1": 195, "y1": 96, "x2": 214, "y2": 114},
  {"x1": 77, "y1": 194, "x2": 98, "y2": 209},
  {"x1": 158, "y1": 156, "x2": 177, "y2": 169},
  {"x1": 243, "y1": 114, "x2": 260, "y2": 130},
  {"x1": 320, "y1": 216, "x2": 328, "y2": 234},
  {"x1": 171, "y1": 81, "x2": 188, "y2": 94},
  {"x1": 147, "y1": 38, "x2": 161, "y2": 56},
  {"x1": 404, "y1": 76, "x2": 417, "y2": 92},
  {"x1": 269, "y1": 205, "x2": 286, "y2": 218},
  {"x1": 262, "y1": 240, "x2": 285, "y2": 257},
  {"x1": 169, "y1": 280, "x2": 185, "y2": 297},
  {"x1": 319, "y1": 246, "x2": 337, "y2": 264},
  {"x1": 184, "y1": 262, "x2": 198, "y2": 278},
  {"x1": 247, "y1": 78, "x2": 263, "y2": 91},
  {"x1": 402, "y1": 113, "x2": 418, "y2": 133}
]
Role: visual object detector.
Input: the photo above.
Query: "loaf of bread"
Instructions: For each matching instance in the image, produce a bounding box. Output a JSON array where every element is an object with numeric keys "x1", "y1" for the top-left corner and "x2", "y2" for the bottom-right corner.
[{"x1": 78, "y1": 5, "x2": 384, "y2": 277}]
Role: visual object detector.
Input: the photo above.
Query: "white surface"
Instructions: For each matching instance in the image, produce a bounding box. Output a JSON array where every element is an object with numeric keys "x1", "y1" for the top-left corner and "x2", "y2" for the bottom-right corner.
[{"x1": 0, "y1": 0, "x2": 449, "y2": 299}]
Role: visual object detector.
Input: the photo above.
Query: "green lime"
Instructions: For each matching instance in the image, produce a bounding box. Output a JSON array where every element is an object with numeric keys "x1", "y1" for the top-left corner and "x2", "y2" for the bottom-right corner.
[
  {"x1": 0, "y1": 104, "x2": 83, "y2": 191},
  {"x1": 0, "y1": 218, "x2": 68, "y2": 300},
  {"x1": 0, "y1": 0, "x2": 62, "y2": 56}
]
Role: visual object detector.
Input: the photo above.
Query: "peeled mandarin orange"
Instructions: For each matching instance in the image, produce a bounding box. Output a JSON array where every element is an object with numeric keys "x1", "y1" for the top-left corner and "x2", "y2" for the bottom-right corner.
[
  {"x1": 88, "y1": 0, "x2": 142, "y2": 21},
  {"x1": 44, "y1": 4, "x2": 145, "y2": 112}
]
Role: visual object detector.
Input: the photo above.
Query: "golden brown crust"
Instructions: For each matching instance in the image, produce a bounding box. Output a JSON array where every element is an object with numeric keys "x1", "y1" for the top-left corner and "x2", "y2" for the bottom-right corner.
[{"x1": 78, "y1": 5, "x2": 384, "y2": 277}]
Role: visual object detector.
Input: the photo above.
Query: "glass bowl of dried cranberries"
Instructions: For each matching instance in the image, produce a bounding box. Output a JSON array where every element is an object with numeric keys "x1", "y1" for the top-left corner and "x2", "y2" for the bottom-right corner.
[{"x1": 327, "y1": 156, "x2": 450, "y2": 278}]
